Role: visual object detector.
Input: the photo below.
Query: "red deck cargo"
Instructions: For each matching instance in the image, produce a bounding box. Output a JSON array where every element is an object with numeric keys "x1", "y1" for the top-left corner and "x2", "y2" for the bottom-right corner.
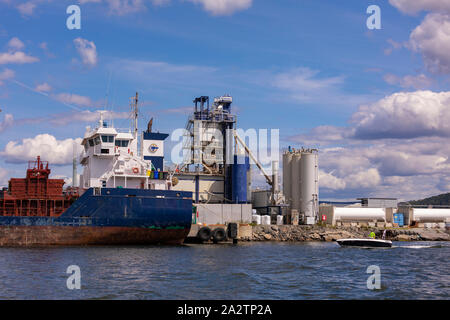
[{"x1": 0, "y1": 156, "x2": 78, "y2": 217}]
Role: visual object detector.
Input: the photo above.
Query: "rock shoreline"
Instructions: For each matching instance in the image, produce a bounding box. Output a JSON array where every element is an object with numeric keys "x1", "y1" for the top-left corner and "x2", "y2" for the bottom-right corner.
[{"x1": 243, "y1": 225, "x2": 450, "y2": 242}]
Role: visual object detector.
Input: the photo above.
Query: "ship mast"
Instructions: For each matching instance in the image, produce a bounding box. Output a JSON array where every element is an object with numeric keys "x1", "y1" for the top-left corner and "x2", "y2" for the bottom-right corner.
[
  {"x1": 130, "y1": 92, "x2": 140, "y2": 157},
  {"x1": 131, "y1": 92, "x2": 139, "y2": 140},
  {"x1": 72, "y1": 142, "x2": 78, "y2": 188}
]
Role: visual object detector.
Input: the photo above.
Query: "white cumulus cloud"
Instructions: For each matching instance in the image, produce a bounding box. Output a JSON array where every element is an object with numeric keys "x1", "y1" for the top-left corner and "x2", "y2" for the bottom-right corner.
[
  {"x1": 288, "y1": 88, "x2": 450, "y2": 200},
  {"x1": 0, "y1": 51, "x2": 39, "y2": 64},
  {"x1": 73, "y1": 38, "x2": 98, "y2": 67},
  {"x1": 7, "y1": 37, "x2": 25, "y2": 50},
  {"x1": 409, "y1": 13, "x2": 450, "y2": 74},
  {"x1": 51, "y1": 92, "x2": 96, "y2": 108},
  {"x1": 317, "y1": 138, "x2": 450, "y2": 200},
  {"x1": 0, "y1": 134, "x2": 82, "y2": 165},
  {"x1": 319, "y1": 170, "x2": 346, "y2": 190},
  {"x1": 346, "y1": 168, "x2": 382, "y2": 189},
  {"x1": 389, "y1": 0, "x2": 450, "y2": 15},
  {"x1": 187, "y1": 0, "x2": 252, "y2": 15},
  {"x1": 351, "y1": 90, "x2": 450, "y2": 139}
]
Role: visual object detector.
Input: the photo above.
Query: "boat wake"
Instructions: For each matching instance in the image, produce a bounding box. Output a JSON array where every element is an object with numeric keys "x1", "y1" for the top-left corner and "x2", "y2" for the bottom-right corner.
[{"x1": 393, "y1": 244, "x2": 443, "y2": 249}]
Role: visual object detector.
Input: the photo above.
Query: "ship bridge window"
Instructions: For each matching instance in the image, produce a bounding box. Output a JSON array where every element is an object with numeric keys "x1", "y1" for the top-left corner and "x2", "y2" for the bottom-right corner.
[
  {"x1": 94, "y1": 136, "x2": 101, "y2": 145},
  {"x1": 101, "y1": 135, "x2": 114, "y2": 143},
  {"x1": 88, "y1": 139, "x2": 94, "y2": 147},
  {"x1": 115, "y1": 140, "x2": 129, "y2": 147}
]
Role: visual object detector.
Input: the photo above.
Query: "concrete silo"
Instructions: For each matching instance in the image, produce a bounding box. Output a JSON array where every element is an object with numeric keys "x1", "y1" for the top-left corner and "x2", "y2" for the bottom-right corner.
[
  {"x1": 291, "y1": 152, "x2": 302, "y2": 213},
  {"x1": 282, "y1": 152, "x2": 293, "y2": 204},
  {"x1": 282, "y1": 148, "x2": 319, "y2": 225},
  {"x1": 300, "y1": 150, "x2": 319, "y2": 224}
]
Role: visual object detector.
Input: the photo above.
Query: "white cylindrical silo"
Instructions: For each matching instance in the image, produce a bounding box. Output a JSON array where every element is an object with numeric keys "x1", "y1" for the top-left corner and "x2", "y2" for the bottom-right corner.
[
  {"x1": 291, "y1": 153, "x2": 302, "y2": 211},
  {"x1": 314, "y1": 151, "x2": 319, "y2": 212},
  {"x1": 300, "y1": 151, "x2": 319, "y2": 220},
  {"x1": 412, "y1": 208, "x2": 450, "y2": 222},
  {"x1": 282, "y1": 152, "x2": 293, "y2": 205},
  {"x1": 272, "y1": 160, "x2": 279, "y2": 194},
  {"x1": 334, "y1": 207, "x2": 386, "y2": 222}
]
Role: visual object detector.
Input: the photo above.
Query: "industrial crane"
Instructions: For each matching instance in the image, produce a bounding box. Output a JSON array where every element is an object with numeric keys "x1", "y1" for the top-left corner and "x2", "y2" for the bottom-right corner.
[
  {"x1": 233, "y1": 132, "x2": 273, "y2": 186},
  {"x1": 233, "y1": 130, "x2": 283, "y2": 205}
]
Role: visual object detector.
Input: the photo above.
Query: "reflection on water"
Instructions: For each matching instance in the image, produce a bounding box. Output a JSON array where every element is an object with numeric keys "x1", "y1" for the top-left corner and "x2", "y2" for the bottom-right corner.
[{"x1": 0, "y1": 242, "x2": 448, "y2": 299}]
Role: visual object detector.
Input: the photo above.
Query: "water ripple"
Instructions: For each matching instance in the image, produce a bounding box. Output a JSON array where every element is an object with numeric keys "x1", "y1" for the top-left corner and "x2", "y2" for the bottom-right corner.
[{"x1": 0, "y1": 241, "x2": 448, "y2": 299}]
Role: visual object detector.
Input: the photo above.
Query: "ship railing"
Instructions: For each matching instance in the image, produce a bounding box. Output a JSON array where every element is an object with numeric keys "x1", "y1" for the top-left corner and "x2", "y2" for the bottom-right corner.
[
  {"x1": 100, "y1": 157, "x2": 122, "y2": 182},
  {"x1": 114, "y1": 128, "x2": 133, "y2": 134},
  {"x1": 100, "y1": 156, "x2": 159, "y2": 181},
  {"x1": 189, "y1": 113, "x2": 235, "y2": 123}
]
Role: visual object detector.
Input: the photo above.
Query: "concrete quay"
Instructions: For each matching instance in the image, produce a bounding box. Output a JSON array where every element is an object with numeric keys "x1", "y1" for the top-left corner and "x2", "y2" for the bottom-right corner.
[{"x1": 186, "y1": 224, "x2": 450, "y2": 243}]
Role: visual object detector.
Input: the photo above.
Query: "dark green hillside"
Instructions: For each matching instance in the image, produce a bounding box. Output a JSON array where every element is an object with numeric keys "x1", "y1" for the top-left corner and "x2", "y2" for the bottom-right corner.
[{"x1": 401, "y1": 193, "x2": 450, "y2": 206}]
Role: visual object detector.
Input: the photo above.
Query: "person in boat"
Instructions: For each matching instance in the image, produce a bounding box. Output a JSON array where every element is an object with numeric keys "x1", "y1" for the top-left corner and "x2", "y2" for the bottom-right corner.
[
  {"x1": 369, "y1": 231, "x2": 376, "y2": 239},
  {"x1": 382, "y1": 230, "x2": 387, "y2": 240}
]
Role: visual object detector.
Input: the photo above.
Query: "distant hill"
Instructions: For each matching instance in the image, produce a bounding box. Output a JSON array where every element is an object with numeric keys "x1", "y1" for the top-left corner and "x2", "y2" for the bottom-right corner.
[{"x1": 400, "y1": 193, "x2": 450, "y2": 206}]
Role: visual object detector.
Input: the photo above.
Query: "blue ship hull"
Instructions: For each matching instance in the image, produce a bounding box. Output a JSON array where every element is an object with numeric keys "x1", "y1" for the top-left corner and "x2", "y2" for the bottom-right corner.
[{"x1": 0, "y1": 188, "x2": 193, "y2": 246}]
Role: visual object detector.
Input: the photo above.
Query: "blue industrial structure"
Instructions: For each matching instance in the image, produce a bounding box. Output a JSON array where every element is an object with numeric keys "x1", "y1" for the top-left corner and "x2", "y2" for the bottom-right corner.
[{"x1": 232, "y1": 155, "x2": 250, "y2": 203}]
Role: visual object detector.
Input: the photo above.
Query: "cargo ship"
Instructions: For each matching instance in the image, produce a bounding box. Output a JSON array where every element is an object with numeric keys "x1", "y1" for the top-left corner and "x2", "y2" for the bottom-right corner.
[{"x1": 0, "y1": 94, "x2": 193, "y2": 246}]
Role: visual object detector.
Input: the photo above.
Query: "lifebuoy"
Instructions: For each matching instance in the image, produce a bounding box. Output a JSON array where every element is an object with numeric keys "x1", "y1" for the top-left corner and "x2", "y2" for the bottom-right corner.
[{"x1": 132, "y1": 167, "x2": 139, "y2": 174}]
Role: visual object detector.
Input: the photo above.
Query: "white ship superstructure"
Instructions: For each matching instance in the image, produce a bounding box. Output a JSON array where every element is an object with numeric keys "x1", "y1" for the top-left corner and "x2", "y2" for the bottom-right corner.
[{"x1": 78, "y1": 94, "x2": 170, "y2": 193}]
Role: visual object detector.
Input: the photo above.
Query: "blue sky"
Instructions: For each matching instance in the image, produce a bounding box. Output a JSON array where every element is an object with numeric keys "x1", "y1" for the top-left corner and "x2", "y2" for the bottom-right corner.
[{"x1": 1, "y1": 0, "x2": 450, "y2": 201}]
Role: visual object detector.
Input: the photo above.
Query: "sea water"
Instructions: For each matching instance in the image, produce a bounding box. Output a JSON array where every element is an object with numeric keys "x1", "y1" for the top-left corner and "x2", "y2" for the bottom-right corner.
[{"x1": 0, "y1": 241, "x2": 448, "y2": 299}]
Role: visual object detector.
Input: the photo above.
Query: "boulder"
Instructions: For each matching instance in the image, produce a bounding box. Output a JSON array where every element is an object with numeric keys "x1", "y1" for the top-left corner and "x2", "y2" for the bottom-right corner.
[
  {"x1": 418, "y1": 230, "x2": 450, "y2": 241},
  {"x1": 263, "y1": 234, "x2": 272, "y2": 240},
  {"x1": 397, "y1": 234, "x2": 412, "y2": 241},
  {"x1": 308, "y1": 233, "x2": 321, "y2": 240}
]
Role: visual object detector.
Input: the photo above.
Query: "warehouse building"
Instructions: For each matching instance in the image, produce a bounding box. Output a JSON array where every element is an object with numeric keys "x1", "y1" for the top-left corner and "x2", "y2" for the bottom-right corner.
[{"x1": 358, "y1": 197, "x2": 398, "y2": 208}]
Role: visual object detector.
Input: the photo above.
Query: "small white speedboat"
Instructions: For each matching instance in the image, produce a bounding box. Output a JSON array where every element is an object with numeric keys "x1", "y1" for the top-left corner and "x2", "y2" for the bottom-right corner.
[{"x1": 336, "y1": 238, "x2": 392, "y2": 248}]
